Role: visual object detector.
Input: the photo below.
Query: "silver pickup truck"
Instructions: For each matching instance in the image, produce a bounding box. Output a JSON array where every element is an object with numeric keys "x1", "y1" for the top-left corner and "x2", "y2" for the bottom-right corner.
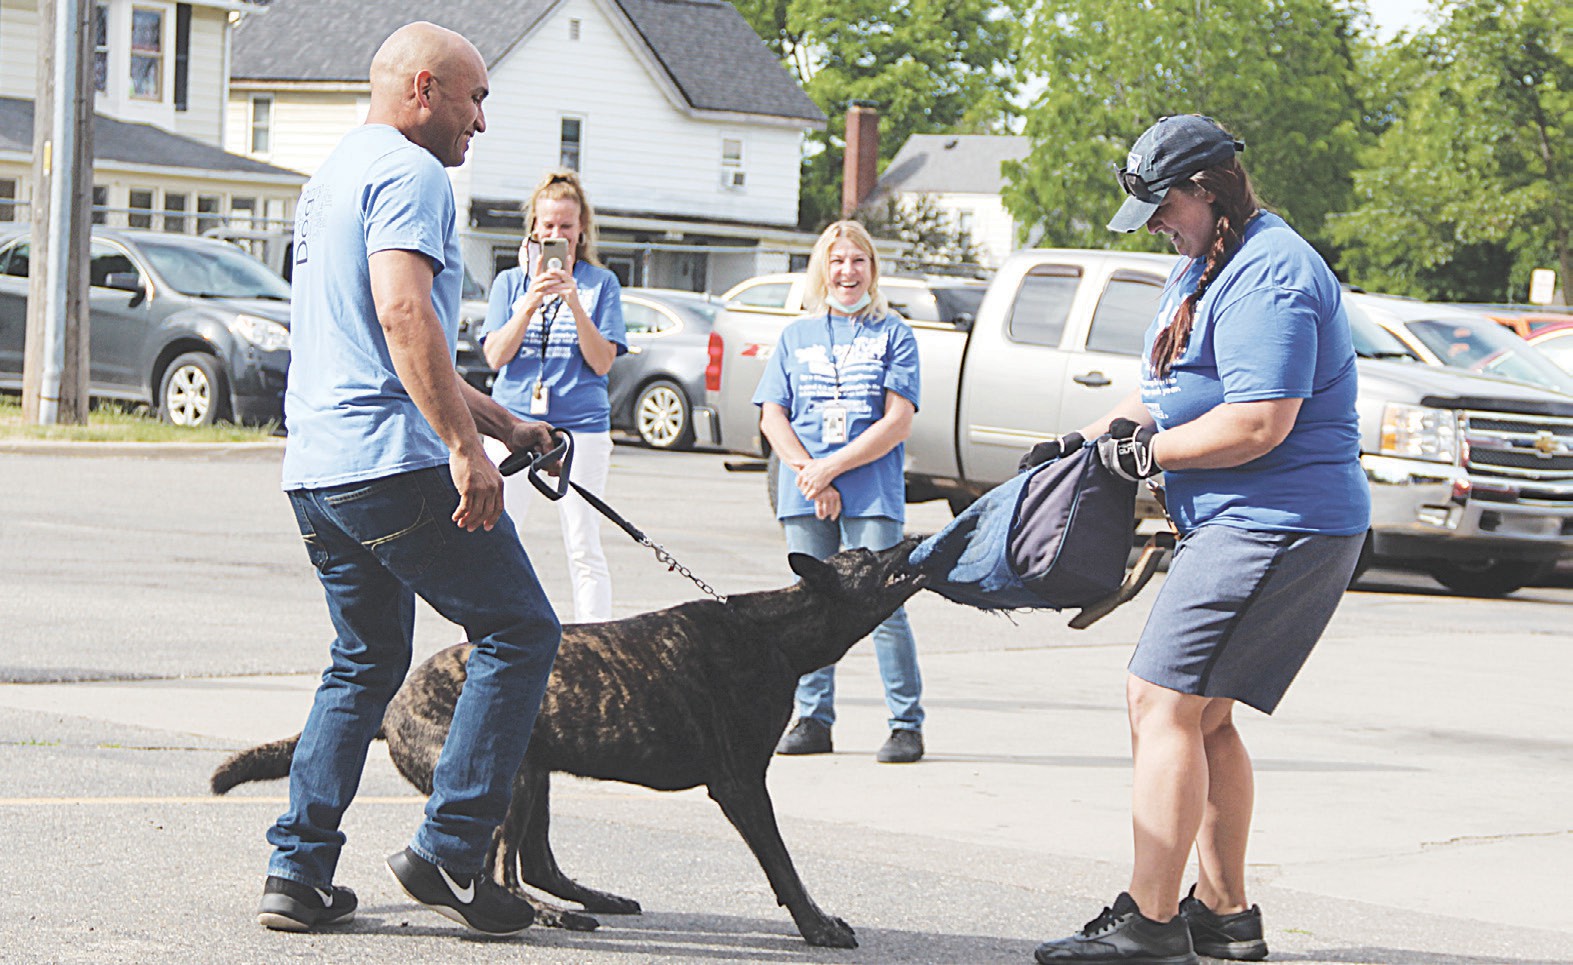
[{"x1": 704, "y1": 250, "x2": 1573, "y2": 596}]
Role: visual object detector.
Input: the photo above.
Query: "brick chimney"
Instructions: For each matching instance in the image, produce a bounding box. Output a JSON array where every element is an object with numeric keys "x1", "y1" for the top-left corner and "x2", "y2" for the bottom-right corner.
[{"x1": 842, "y1": 101, "x2": 879, "y2": 218}]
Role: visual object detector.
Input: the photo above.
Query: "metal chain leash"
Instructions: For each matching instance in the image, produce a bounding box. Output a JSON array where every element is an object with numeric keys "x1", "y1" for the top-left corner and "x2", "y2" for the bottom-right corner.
[{"x1": 642, "y1": 537, "x2": 728, "y2": 604}]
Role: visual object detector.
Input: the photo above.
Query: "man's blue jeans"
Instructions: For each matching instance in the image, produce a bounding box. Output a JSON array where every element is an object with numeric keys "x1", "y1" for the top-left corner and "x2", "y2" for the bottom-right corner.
[
  {"x1": 266, "y1": 467, "x2": 561, "y2": 888},
  {"x1": 782, "y1": 514, "x2": 923, "y2": 732}
]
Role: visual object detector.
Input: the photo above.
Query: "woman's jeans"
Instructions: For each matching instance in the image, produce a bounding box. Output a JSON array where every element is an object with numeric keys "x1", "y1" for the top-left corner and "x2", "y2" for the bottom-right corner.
[
  {"x1": 782, "y1": 514, "x2": 923, "y2": 733},
  {"x1": 267, "y1": 467, "x2": 561, "y2": 887}
]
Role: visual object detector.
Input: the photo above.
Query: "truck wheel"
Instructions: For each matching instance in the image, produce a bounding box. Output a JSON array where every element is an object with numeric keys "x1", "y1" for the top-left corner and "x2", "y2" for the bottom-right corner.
[
  {"x1": 766, "y1": 450, "x2": 780, "y2": 515},
  {"x1": 1427, "y1": 559, "x2": 1546, "y2": 597},
  {"x1": 159, "y1": 352, "x2": 230, "y2": 427},
  {"x1": 633, "y1": 379, "x2": 694, "y2": 450}
]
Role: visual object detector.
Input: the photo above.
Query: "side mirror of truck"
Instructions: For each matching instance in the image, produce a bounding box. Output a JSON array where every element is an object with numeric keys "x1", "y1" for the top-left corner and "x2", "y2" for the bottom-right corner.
[{"x1": 950, "y1": 312, "x2": 976, "y2": 332}]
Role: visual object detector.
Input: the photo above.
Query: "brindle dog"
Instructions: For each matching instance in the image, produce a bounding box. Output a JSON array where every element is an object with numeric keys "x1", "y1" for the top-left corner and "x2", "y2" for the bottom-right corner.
[{"x1": 211, "y1": 539, "x2": 928, "y2": 948}]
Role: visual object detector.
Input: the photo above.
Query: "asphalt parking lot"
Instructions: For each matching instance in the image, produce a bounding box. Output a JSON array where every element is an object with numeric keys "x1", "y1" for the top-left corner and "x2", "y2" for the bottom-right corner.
[{"x1": 0, "y1": 441, "x2": 1568, "y2": 964}]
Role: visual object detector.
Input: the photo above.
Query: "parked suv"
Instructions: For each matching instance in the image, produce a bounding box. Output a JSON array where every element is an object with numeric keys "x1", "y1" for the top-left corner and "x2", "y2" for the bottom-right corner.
[{"x1": 0, "y1": 229, "x2": 292, "y2": 426}]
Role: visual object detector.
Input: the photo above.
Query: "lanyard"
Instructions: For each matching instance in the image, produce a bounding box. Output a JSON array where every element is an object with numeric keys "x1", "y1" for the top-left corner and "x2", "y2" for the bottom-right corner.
[
  {"x1": 822, "y1": 311, "x2": 865, "y2": 399},
  {"x1": 531, "y1": 286, "x2": 565, "y2": 362}
]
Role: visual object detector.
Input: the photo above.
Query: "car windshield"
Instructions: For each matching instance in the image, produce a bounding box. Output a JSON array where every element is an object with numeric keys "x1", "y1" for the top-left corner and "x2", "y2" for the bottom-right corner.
[
  {"x1": 1530, "y1": 332, "x2": 1573, "y2": 375},
  {"x1": 1343, "y1": 301, "x2": 1418, "y2": 360},
  {"x1": 665, "y1": 296, "x2": 718, "y2": 324},
  {"x1": 1403, "y1": 316, "x2": 1573, "y2": 394},
  {"x1": 137, "y1": 238, "x2": 291, "y2": 300},
  {"x1": 933, "y1": 286, "x2": 986, "y2": 325}
]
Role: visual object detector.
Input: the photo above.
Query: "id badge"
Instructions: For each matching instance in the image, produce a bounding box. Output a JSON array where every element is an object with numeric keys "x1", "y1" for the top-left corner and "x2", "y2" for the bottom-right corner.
[
  {"x1": 530, "y1": 381, "x2": 550, "y2": 415},
  {"x1": 821, "y1": 404, "x2": 848, "y2": 444}
]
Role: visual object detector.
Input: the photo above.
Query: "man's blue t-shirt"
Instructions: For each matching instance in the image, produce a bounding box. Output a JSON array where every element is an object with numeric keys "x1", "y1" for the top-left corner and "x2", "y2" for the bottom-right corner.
[
  {"x1": 481, "y1": 262, "x2": 627, "y2": 432},
  {"x1": 1140, "y1": 212, "x2": 1370, "y2": 536},
  {"x1": 281, "y1": 124, "x2": 464, "y2": 489},
  {"x1": 753, "y1": 311, "x2": 920, "y2": 522}
]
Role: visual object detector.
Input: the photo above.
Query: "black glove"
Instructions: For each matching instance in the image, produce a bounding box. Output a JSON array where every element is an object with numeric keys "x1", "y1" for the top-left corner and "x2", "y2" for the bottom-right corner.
[
  {"x1": 1096, "y1": 419, "x2": 1161, "y2": 481},
  {"x1": 1018, "y1": 432, "x2": 1085, "y2": 471}
]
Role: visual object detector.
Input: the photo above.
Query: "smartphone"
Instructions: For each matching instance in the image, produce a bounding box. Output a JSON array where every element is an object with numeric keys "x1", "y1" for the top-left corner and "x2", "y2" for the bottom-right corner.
[{"x1": 539, "y1": 237, "x2": 570, "y2": 274}]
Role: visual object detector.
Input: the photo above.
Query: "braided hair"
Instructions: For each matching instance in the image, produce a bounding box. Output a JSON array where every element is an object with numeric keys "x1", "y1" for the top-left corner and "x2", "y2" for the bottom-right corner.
[{"x1": 1149, "y1": 158, "x2": 1260, "y2": 378}]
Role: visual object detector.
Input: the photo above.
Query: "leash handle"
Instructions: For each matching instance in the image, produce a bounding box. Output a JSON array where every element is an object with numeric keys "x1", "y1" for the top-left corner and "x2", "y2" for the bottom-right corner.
[{"x1": 498, "y1": 428, "x2": 574, "y2": 501}]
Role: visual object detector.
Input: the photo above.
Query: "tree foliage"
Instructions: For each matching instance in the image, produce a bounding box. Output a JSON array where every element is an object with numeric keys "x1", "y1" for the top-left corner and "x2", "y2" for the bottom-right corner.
[
  {"x1": 858, "y1": 194, "x2": 984, "y2": 270},
  {"x1": 732, "y1": 0, "x2": 1023, "y2": 231},
  {"x1": 1330, "y1": 0, "x2": 1572, "y2": 302},
  {"x1": 1001, "y1": 0, "x2": 1366, "y2": 256}
]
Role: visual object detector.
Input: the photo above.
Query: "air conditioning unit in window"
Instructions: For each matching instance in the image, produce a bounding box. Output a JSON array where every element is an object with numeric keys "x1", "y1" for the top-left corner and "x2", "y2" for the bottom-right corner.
[{"x1": 721, "y1": 169, "x2": 747, "y2": 190}]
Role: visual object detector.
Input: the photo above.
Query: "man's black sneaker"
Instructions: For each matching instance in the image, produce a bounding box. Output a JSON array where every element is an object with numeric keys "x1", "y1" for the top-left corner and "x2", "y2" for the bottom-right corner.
[
  {"x1": 387, "y1": 847, "x2": 534, "y2": 936},
  {"x1": 775, "y1": 718, "x2": 832, "y2": 755},
  {"x1": 876, "y1": 728, "x2": 924, "y2": 763},
  {"x1": 256, "y1": 875, "x2": 357, "y2": 931},
  {"x1": 1178, "y1": 886, "x2": 1268, "y2": 961},
  {"x1": 1034, "y1": 892, "x2": 1198, "y2": 964}
]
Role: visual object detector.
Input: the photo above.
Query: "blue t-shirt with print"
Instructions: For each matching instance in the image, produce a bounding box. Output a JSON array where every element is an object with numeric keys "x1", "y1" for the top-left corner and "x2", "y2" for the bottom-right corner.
[
  {"x1": 1140, "y1": 211, "x2": 1369, "y2": 535},
  {"x1": 753, "y1": 311, "x2": 920, "y2": 522},
  {"x1": 282, "y1": 124, "x2": 464, "y2": 490},
  {"x1": 481, "y1": 262, "x2": 627, "y2": 432}
]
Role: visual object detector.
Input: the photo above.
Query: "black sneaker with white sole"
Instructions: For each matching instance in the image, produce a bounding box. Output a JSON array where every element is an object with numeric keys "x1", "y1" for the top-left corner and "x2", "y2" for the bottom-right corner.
[
  {"x1": 387, "y1": 847, "x2": 535, "y2": 936},
  {"x1": 1178, "y1": 886, "x2": 1268, "y2": 961},
  {"x1": 256, "y1": 875, "x2": 357, "y2": 931}
]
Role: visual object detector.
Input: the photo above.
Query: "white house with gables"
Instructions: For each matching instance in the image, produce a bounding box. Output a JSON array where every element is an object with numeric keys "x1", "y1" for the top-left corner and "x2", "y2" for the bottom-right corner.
[
  {"x1": 867, "y1": 134, "x2": 1029, "y2": 269},
  {"x1": 225, "y1": 0, "x2": 826, "y2": 293},
  {"x1": 0, "y1": 0, "x2": 303, "y2": 233}
]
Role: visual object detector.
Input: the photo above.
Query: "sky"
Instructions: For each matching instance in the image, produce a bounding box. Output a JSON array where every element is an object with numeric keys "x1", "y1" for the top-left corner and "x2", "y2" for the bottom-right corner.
[{"x1": 1365, "y1": 0, "x2": 1434, "y2": 41}]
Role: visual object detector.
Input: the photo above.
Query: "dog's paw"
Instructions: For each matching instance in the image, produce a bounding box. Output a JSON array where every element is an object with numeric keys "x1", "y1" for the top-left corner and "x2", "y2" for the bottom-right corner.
[
  {"x1": 801, "y1": 915, "x2": 857, "y2": 949},
  {"x1": 522, "y1": 894, "x2": 601, "y2": 932},
  {"x1": 579, "y1": 892, "x2": 641, "y2": 915}
]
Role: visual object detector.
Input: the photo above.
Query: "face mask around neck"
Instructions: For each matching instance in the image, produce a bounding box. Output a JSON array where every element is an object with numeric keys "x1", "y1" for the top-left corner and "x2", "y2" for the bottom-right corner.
[{"x1": 828, "y1": 291, "x2": 872, "y2": 315}]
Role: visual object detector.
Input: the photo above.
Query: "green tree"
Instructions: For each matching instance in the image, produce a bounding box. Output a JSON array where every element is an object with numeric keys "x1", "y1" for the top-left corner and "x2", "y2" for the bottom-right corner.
[
  {"x1": 858, "y1": 194, "x2": 984, "y2": 269},
  {"x1": 733, "y1": 0, "x2": 1023, "y2": 231},
  {"x1": 1330, "y1": 0, "x2": 1572, "y2": 302},
  {"x1": 1001, "y1": 0, "x2": 1366, "y2": 255}
]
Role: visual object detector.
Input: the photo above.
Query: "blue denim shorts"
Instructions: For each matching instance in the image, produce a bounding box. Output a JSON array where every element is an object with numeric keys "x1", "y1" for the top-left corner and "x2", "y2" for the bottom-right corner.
[{"x1": 1129, "y1": 524, "x2": 1363, "y2": 714}]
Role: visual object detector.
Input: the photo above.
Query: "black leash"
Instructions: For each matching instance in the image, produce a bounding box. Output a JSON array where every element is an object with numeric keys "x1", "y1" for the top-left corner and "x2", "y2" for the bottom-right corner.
[{"x1": 499, "y1": 429, "x2": 728, "y2": 604}]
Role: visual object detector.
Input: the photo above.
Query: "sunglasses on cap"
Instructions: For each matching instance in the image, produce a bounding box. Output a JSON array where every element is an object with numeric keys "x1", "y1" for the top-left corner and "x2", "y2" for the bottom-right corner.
[{"x1": 1114, "y1": 167, "x2": 1167, "y2": 204}]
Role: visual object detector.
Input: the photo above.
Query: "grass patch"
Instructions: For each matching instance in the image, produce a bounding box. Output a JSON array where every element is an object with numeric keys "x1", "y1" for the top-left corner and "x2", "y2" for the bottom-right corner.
[{"x1": 0, "y1": 394, "x2": 280, "y2": 443}]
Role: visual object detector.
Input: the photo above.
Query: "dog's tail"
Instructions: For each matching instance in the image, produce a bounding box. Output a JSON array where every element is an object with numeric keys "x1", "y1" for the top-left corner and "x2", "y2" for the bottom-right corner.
[{"x1": 210, "y1": 735, "x2": 301, "y2": 795}]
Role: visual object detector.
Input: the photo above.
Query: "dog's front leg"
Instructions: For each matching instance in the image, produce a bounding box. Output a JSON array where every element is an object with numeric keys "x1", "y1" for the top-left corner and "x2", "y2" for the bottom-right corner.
[{"x1": 707, "y1": 776, "x2": 857, "y2": 948}]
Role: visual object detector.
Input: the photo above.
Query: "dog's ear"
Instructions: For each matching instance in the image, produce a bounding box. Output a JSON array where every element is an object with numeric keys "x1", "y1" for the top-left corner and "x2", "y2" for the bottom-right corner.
[{"x1": 789, "y1": 553, "x2": 842, "y2": 596}]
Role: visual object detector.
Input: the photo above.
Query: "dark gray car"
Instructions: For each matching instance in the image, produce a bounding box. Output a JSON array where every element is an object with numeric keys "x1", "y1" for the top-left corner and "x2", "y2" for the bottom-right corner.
[
  {"x1": 0, "y1": 228, "x2": 292, "y2": 426},
  {"x1": 456, "y1": 287, "x2": 719, "y2": 450}
]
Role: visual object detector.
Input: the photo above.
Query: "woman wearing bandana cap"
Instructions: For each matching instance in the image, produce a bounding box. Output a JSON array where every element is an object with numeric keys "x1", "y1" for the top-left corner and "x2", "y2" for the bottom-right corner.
[
  {"x1": 1031, "y1": 115, "x2": 1369, "y2": 965},
  {"x1": 753, "y1": 220, "x2": 927, "y2": 765}
]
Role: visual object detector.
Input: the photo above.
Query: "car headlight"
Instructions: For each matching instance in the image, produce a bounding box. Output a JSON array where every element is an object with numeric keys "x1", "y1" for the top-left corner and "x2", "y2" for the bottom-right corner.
[
  {"x1": 235, "y1": 314, "x2": 291, "y2": 352},
  {"x1": 1379, "y1": 403, "x2": 1459, "y2": 463}
]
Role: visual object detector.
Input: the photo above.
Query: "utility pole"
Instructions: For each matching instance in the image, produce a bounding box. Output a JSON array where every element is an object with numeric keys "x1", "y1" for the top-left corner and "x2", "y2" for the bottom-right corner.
[{"x1": 22, "y1": 0, "x2": 95, "y2": 425}]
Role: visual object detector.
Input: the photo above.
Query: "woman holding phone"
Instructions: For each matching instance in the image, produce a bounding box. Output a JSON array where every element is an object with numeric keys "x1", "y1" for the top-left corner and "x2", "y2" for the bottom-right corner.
[{"x1": 480, "y1": 170, "x2": 627, "y2": 622}]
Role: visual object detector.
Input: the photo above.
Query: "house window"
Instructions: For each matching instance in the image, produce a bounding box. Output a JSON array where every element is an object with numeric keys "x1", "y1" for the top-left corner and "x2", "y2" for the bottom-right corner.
[
  {"x1": 128, "y1": 188, "x2": 156, "y2": 229},
  {"x1": 196, "y1": 194, "x2": 222, "y2": 234},
  {"x1": 231, "y1": 196, "x2": 257, "y2": 229},
  {"x1": 720, "y1": 137, "x2": 746, "y2": 190},
  {"x1": 130, "y1": 7, "x2": 164, "y2": 100},
  {"x1": 92, "y1": 185, "x2": 109, "y2": 225},
  {"x1": 93, "y1": 5, "x2": 110, "y2": 93},
  {"x1": 250, "y1": 95, "x2": 273, "y2": 155},
  {"x1": 569, "y1": 18, "x2": 581, "y2": 40},
  {"x1": 163, "y1": 192, "x2": 188, "y2": 233},
  {"x1": 0, "y1": 179, "x2": 16, "y2": 222},
  {"x1": 559, "y1": 117, "x2": 582, "y2": 171},
  {"x1": 174, "y1": 4, "x2": 191, "y2": 111}
]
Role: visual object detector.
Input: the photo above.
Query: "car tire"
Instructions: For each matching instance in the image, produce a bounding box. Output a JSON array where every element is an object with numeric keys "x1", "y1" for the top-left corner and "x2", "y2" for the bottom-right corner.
[
  {"x1": 633, "y1": 379, "x2": 694, "y2": 450},
  {"x1": 1426, "y1": 558, "x2": 1546, "y2": 597},
  {"x1": 159, "y1": 352, "x2": 230, "y2": 427}
]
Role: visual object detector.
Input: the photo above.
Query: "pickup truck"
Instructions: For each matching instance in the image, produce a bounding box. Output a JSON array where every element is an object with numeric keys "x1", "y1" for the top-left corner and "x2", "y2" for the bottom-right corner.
[{"x1": 704, "y1": 249, "x2": 1573, "y2": 596}]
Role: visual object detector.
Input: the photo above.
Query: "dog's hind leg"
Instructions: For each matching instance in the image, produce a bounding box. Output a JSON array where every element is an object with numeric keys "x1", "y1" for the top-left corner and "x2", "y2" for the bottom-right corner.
[
  {"x1": 485, "y1": 766, "x2": 603, "y2": 932},
  {"x1": 511, "y1": 762, "x2": 642, "y2": 915},
  {"x1": 707, "y1": 775, "x2": 857, "y2": 948}
]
